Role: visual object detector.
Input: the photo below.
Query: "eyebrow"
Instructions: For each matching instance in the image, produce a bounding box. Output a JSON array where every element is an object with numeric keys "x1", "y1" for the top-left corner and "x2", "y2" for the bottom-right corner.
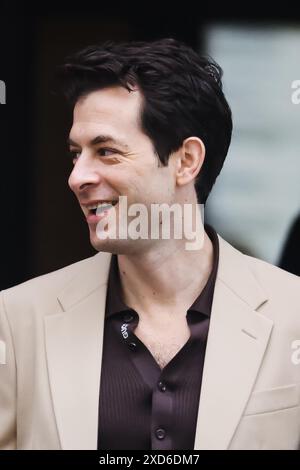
[{"x1": 67, "y1": 134, "x2": 129, "y2": 150}]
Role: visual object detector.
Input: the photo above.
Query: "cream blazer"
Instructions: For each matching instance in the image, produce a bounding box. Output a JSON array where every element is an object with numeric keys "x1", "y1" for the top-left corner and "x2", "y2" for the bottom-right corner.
[{"x1": 0, "y1": 235, "x2": 300, "y2": 450}]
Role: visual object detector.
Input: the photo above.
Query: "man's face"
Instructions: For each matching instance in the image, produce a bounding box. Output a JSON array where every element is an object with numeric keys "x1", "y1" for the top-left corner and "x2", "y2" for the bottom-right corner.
[{"x1": 68, "y1": 86, "x2": 178, "y2": 254}]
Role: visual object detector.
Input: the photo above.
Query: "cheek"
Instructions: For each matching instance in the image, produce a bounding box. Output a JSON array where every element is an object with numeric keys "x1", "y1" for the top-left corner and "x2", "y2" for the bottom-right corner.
[
  {"x1": 108, "y1": 163, "x2": 147, "y2": 190},
  {"x1": 152, "y1": 167, "x2": 175, "y2": 193},
  {"x1": 107, "y1": 158, "x2": 174, "y2": 201}
]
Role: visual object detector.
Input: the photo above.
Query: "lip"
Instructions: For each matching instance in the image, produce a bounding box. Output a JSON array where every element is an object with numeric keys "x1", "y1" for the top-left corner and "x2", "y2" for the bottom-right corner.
[
  {"x1": 81, "y1": 199, "x2": 118, "y2": 206},
  {"x1": 85, "y1": 202, "x2": 118, "y2": 225},
  {"x1": 86, "y1": 213, "x2": 105, "y2": 224},
  {"x1": 80, "y1": 198, "x2": 119, "y2": 218}
]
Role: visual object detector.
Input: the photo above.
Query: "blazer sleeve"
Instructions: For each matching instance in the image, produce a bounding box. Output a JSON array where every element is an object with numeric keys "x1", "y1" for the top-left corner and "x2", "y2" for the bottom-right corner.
[{"x1": 0, "y1": 291, "x2": 17, "y2": 449}]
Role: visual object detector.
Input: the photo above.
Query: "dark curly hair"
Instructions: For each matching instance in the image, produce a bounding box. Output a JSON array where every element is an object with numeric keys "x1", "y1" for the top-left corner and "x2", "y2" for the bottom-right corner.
[{"x1": 59, "y1": 38, "x2": 232, "y2": 203}]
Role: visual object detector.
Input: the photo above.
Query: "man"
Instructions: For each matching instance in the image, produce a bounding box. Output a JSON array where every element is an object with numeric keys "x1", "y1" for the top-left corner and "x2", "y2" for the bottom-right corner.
[{"x1": 0, "y1": 38, "x2": 299, "y2": 450}]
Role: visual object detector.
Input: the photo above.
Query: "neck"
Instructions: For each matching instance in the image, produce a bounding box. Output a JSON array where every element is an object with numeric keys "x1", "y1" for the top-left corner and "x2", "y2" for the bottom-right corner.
[{"x1": 117, "y1": 228, "x2": 214, "y2": 321}]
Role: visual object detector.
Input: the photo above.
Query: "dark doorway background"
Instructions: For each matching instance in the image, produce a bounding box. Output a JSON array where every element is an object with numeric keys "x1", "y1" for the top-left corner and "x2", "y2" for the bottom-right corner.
[{"x1": 1, "y1": 4, "x2": 299, "y2": 289}]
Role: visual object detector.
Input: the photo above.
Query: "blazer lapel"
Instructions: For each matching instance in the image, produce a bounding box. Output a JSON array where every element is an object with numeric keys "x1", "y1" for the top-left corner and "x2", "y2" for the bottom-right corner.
[
  {"x1": 44, "y1": 235, "x2": 274, "y2": 450},
  {"x1": 194, "y1": 236, "x2": 274, "y2": 450},
  {"x1": 44, "y1": 251, "x2": 112, "y2": 450}
]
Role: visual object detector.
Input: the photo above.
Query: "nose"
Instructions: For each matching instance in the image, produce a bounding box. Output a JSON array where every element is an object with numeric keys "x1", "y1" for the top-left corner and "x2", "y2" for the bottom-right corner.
[{"x1": 68, "y1": 153, "x2": 102, "y2": 194}]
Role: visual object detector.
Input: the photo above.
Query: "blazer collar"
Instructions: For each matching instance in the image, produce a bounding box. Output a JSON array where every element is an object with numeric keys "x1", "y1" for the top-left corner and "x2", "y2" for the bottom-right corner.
[{"x1": 57, "y1": 251, "x2": 112, "y2": 312}]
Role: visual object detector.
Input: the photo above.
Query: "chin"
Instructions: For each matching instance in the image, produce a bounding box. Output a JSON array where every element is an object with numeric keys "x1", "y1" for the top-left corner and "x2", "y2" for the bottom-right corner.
[{"x1": 89, "y1": 234, "x2": 140, "y2": 255}]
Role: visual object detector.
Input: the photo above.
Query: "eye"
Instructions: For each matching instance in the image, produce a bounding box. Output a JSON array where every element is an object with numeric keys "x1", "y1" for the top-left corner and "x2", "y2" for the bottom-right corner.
[
  {"x1": 68, "y1": 147, "x2": 118, "y2": 164},
  {"x1": 69, "y1": 150, "x2": 81, "y2": 164},
  {"x1": 97, "y1": 148, "x2": 117, "y2": 157}
]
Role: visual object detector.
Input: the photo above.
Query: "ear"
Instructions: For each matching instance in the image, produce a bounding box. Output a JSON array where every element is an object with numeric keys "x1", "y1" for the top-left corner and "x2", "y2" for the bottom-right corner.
[{"x1": 176, "y1": 137, "x2": 205, "y2": 187}]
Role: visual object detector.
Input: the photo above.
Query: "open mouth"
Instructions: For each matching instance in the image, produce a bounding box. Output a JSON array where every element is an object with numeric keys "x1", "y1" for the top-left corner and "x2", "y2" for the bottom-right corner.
[{"x1": 88, "y1": 200, "x2": 118, "y2": 216}]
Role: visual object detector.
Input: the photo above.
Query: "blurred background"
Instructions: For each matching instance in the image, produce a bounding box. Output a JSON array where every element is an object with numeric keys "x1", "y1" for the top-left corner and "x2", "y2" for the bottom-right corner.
[{"x1": 0, "y1": 3, "x2": 299, "y2": 290}]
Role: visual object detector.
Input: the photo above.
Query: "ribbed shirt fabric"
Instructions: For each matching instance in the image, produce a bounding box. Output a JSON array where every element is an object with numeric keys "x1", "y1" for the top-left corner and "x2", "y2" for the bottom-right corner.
[{"x1": 97, "y1": 225, "x2": 219, "y2": 450}]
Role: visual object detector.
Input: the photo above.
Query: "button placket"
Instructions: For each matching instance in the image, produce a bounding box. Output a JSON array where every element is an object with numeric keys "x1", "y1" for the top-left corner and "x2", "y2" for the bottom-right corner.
[
  {"x1": 128, "y1": 341, "x2": 137, "y2": 351},
  {"x1": 155, "y1": 428, "x2": 166, "y2": 440},
  {"x1": 157, "y1": 381, "x2": 167, "y2": 392}
]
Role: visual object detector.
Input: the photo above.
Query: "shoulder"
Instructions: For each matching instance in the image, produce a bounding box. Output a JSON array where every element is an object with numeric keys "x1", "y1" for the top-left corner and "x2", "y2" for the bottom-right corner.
[
  {"x1": 218, "y1": 233, "x2": 299, "y2": 294},
  {"x1": 217, "y1": 234, "x2": 300, "y2": 323},
  {"x1": 244, "y1": 252, "x2": 300, "y2": 296},
  {"x1": 0, "y1": 253, "x2": 101, "y2": 317},
  {"x1": 242, "y1": 252, "x2": 300, "y2": 327}
]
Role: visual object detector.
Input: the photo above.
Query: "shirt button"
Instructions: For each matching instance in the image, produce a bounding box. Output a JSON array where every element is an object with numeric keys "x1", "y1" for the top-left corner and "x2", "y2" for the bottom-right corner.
[
  {"x1": 155, "y1": 428, "x2": 166, "y2": 440},
  {"x1": 157, "y1": 381, "x2": 167, "y2": 392},
  {"x1": 128, "y1": 342, "x2": 137, "y2": 351},
  {"x1": 123, "y1": 313, "x2": 134, "y2": 323}
]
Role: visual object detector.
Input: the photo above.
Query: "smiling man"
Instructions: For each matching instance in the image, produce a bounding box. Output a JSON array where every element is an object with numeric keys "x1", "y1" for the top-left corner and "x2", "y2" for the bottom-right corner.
[{"x1": 0, "y1": 38, "x2": 299, "y2": 450}]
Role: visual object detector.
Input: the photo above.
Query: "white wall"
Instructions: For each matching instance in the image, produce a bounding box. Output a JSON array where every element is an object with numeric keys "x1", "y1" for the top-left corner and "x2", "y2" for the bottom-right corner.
[{"x1": 205, "y1": 24, "x2": 300, "y2": 263}]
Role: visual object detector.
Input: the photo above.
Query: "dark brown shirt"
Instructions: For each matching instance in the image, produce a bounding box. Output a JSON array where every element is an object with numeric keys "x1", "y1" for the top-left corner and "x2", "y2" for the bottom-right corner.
[{"x1": 97, "y1": 225, "x2": 219, "y2": 450}]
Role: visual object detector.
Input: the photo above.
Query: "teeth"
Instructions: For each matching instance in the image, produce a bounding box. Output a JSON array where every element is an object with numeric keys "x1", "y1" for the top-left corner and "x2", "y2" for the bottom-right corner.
[
  {"x1": 96, "y1": 203, "x2": 114, "y2": 215},
  {"x1": 86, "y1": 201, "x2": 117, "y2": 210}
]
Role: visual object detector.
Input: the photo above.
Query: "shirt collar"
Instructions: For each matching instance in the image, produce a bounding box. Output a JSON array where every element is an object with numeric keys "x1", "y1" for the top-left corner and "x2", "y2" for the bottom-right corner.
[{"x1": 105, "y1": 224, "x2": 219, "y2": 319}]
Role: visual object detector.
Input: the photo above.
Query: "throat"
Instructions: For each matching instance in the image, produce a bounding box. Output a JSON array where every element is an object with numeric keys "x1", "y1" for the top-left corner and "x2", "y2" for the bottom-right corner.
[{"x1": 133, "y1": 315, "x2": 191, "y2": 369}]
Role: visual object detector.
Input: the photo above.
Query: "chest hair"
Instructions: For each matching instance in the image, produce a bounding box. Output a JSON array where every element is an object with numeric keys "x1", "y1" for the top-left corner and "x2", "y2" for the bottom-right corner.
[{"x1": 133, "y1": 319, "x2": 191, "y2": 369}]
